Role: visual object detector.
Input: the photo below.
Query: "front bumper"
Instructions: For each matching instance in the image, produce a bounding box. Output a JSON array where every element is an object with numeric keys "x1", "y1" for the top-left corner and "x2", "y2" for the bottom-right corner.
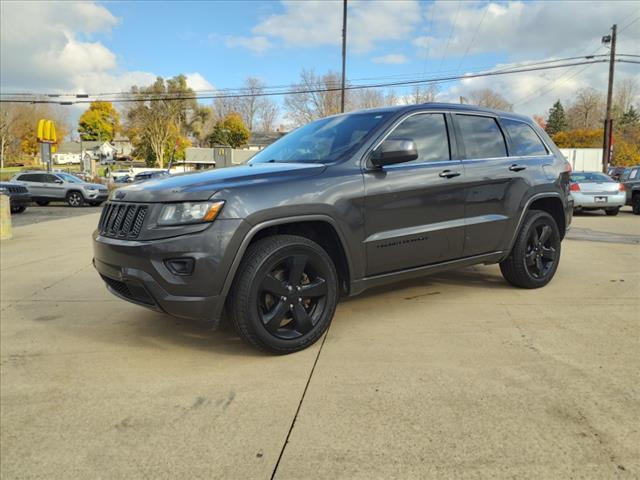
[
  {"x1": 9, "y1": 192, "x2": 31, "y2": 207},
  {"x1": 85, "y1": 190, "x2": 108, "y2": 201},
  {"x1": 570, "y1": 191, "x2": 626, "y2": 209},
  {"x1": 92, "y1": 218, "x2": 247, "y2": 326}
]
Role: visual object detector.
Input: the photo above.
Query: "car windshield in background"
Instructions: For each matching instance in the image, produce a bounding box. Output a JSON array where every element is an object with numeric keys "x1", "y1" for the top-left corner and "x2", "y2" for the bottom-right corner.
[
  {"x1": 571, "y1": 172, "x2": 614, "y2": 183},
  {"x1": 57, "y1": 173, "x2": 83, "y2": 183},
  {"x1": 250, "y1": 111, "x2": 391, "y2": 164}
]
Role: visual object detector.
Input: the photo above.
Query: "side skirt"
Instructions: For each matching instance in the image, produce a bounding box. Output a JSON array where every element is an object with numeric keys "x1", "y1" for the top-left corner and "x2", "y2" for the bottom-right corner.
[{"x1": 349, "y1": 251, "x2": 504, "y2": 296}]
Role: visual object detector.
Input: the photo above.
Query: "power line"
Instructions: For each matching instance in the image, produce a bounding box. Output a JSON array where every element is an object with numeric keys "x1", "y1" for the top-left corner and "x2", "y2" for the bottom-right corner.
[
  {"x1": 0, "y1": 54, "x2": 615, "y2": 100},
  {"x1": 437, "y1": 0, "x2": 462, "y2": 72},
  {"x1": 455, "y1": 3, "x2": 488, "y2": 73},
  {"x1": 0, "y1": 59, "x2": 612, "y2": 105}
]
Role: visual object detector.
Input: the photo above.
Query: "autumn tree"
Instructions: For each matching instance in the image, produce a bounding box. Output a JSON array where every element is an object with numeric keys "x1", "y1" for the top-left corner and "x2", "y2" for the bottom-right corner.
[
  {"x1": 551, "y1": 129, "x2": 603, "y2": 148},
  {"x1": 78, "y1": 101, "x2": 120, "y2": 141},
  {"x1": 125, "y1": 75, "x2": 202, "y2": 168},
  {"x1": 545, "y1": 100, "x2": 568, "y2": 135},
  {"x1": 208, "y1": 113, "x2": 250, "y2": 148},
  {"x1": 0, "y1": 103, "x2": 68, "y2": 165},
  {"x1": 284, "y1": 69, "x2": 344, "y2": 126},
  {"x1": 467, "y1": 88, "x2": 513, "y2": 111}
]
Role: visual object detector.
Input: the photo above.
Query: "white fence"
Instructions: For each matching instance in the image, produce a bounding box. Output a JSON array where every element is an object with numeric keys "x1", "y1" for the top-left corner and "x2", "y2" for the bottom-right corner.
[{"x1": 559, "y1": 148, "x2": 603, "y2": 172}]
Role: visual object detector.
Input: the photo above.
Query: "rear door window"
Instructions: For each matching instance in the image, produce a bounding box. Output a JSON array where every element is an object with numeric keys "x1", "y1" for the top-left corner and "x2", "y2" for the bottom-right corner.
[
  {"x1": 18, "y1": 173, "x2": 46, "y2": 182},
  {"x1": 386, "y1": 113, "x2": 451, "y2": 164},
  {"x1": 456, "y1": 114, "x2": 507, "y2": 159},
  {"x1": 501, "y1": 119, "x2": 548, "y2": 156}
]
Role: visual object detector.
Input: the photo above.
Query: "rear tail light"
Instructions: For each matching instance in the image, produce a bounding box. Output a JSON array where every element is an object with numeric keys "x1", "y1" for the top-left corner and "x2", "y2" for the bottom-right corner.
[
  {"x1": 619, "y1": 183, "x2": 625, "y2": 192},
  {"x1": 569, "y1": 182, "x2": 580, "y2": 192}
]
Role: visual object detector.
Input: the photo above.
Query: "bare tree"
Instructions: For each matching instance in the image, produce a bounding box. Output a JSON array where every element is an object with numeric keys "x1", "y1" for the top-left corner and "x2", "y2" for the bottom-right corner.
[
  {"x1": 258, "y1": 101, "x2": 279, "y2": 132},
  {"x1": 566, "y1": 87, "x2": 604, "y2": 129},
  {"x1": 614, "y1": 77, "x2": 638, "y2": 115},
  {"x1": 351, "y1": 88, "x2": 386, "y2": 109},
  {"x1": 284, "y1": 69, "x2": 344, "y2": 126},
  {"x1": 404, "y1": 84, "x2": 439, "y2": 104},
  {"x1": 213, "y1": 96, "x2": 241, "y2": 122},
  {"x1": 467, "y1": 88, "x2": 513, "y2": 111}
]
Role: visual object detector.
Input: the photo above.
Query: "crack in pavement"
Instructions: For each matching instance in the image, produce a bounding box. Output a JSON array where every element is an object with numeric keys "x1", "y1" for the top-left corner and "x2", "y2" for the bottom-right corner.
[{"x1": 270, "y1": 328, "x2": 330, "y2": 480}]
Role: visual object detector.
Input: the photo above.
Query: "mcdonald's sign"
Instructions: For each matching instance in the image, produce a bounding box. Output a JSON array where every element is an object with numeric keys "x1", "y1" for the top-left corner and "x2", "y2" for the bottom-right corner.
[{"x1": 37, "y1": 119, "x2": 58, "y2": 153}]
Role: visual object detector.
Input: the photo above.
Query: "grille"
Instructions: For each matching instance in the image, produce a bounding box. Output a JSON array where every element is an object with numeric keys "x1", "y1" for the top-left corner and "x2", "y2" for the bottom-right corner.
[
  {"x1": 98, "y1": 202, "x2": 148, "y2": 239},
  {"x1": 100, "y1": 275, "x2": 155, "y2": 306},
  {"x1": 5, "y1": 185, "x2": 28, "y2": 193}
]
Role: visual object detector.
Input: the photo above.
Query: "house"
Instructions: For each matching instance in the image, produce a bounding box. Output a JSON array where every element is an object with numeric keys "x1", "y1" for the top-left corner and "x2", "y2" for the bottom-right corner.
[
  {"x1": 112, "y1": 135, "x2": 134, "y2": 159},
  {"x1": 245, "y1": 131, "x2": 287, "y2": 151},
  {"x1": 53, "y1": 141, "x2": 118, "y2": 170}
]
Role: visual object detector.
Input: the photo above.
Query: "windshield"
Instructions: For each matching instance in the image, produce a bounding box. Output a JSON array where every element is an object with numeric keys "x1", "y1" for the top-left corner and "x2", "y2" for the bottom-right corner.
[
  {"x1": 571, "y1": 172, "x2": 614, "y2": 183},
  {"x1": 250, "y1": 111, "x2": 391, "y2": 164},
  {"x1": 57, "y1": 173, "x2": 83, "y2": 183}
]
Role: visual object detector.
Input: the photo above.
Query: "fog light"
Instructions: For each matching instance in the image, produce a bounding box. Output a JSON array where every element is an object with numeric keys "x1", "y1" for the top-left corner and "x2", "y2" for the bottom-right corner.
[{"x1": 165, "y1": 257, "x2": 195, "y2": 276}]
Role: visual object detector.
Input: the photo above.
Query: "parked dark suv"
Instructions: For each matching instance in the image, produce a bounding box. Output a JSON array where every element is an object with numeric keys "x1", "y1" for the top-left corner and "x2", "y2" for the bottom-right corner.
[
  {"x1": 618, "y1": 165, "x2": 640, "y2": 214},
  {"x1": 93, "y1": 103, "x2": 572, "y2": 353}
]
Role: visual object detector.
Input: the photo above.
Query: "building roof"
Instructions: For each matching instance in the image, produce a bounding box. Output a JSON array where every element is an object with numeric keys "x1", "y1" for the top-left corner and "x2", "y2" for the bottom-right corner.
[{"x1": 248, "y1": 131, "x2": 286, "y2": 147}]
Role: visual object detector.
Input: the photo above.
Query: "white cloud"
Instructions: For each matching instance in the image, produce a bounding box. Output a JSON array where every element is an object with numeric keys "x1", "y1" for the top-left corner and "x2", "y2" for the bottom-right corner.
[
  {"x1": 250, "y1": 0, "x2": 421, "y2": 53},
  {"x1": 372, "y1": 54, "x2": 409, "y2": 65},
  {"x1": 186, "y1": 72, "x2": 215, "y2": 91},
  {"x1": 225, "y1": 35, "x2": 273, "y2": 54},
  {"x1": 0, "y1": 1, "x2": 214, "y2": 98},
  {"x1": 415, "y1": 1, "x2": 640, "y2": 61}
]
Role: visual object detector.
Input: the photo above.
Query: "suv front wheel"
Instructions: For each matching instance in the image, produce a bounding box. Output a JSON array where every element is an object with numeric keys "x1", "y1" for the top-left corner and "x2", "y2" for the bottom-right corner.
[
  {"x1": 228, "y1": 234, "x2": 338, "y2": 354},
  {"x1": 66, "y1": 191, "x2": 84, "y2": 207},
  {"x1": 500, "y1": 210, "x2": 561, "y2": 289}
]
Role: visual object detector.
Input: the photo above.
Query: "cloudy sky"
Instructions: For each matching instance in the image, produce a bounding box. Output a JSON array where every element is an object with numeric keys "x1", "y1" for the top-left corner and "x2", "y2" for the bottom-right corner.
[{"x1": 1, "y1": 0, "x2": 639, "y2": 122}]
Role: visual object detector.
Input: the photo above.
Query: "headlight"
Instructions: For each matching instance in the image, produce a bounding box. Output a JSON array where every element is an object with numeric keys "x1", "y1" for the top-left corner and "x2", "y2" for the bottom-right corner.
[
  {"x1": 157, "y1": 201, "x2": 225, "y2": 226},
  {"x1": 85, "y1": 186, "x2": 98, "y2": 191},
  {"x1": 0, "y1": 187, "x2": 7, "y2": 195}
]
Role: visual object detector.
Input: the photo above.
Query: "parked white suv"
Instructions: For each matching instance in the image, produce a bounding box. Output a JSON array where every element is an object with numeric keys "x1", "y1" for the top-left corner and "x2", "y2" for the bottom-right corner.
[{"x1": 13, "y1": 171, "x2": 108, "y2": 207}]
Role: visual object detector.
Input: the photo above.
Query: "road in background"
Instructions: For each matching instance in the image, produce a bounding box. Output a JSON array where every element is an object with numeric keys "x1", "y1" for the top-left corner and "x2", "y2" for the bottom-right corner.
[{"x1": 10, "y1": 204, "x2": 103, "y2": 227}]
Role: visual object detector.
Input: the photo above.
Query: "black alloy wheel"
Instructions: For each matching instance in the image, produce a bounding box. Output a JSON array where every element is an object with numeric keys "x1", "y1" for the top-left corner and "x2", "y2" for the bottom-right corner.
[
  {"x1": 228, "y1": 235, "x2": 338, "y2": 354},
  {"x1": 523, "y1": 222, "x2": 558, "y2": 280},
  {"x1": 257, "y1": 253, "x2": 329, "y2": 340},
  {"x1": 500, "y1": 210, "x2": 561, "y2": 289}
]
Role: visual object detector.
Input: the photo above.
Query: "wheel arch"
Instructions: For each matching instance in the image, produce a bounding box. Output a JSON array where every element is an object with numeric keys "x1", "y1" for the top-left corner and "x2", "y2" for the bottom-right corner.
[
  {"x1": 504, "y1": 193, "x2": 566, "y2": 258},
  {"x1": 222, "y1": 215, "x2": 353, "y2": 298}
]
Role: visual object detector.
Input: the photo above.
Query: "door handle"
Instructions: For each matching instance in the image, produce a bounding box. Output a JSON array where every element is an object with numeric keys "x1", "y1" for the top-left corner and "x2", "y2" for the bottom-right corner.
[
  {"x1": 509, "y1": 164, "x2": 526, "y2": 172},
  {"x1": 439, "y1": 170, "x2": 461, "y2": 179}
]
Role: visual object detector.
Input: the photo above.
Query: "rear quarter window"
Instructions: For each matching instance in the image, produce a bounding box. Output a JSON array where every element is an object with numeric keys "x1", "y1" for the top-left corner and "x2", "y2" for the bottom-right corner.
[{"x1": 501, "y1": 119, "x2": 548, "y2": 156}]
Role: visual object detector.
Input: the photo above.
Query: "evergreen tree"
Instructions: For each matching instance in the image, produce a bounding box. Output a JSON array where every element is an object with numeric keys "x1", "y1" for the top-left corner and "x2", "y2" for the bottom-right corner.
[
  {"x1": 620, "y1": 105, "x2": 640, "y2": 129},
  {"x1": 545, "y1": 100, "x2": 568, "y2": 135}
]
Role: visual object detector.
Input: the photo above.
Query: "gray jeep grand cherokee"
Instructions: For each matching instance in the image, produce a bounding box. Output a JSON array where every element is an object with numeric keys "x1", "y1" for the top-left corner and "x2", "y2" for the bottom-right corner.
[{"x1": 93, "y1": 103, "x2": 572, "y2": 354}]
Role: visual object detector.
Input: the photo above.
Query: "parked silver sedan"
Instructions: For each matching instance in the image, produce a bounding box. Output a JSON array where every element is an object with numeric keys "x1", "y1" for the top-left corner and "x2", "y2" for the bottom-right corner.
[{"x1": 570, "y1": 171, "x2": 626, "y2": 216}]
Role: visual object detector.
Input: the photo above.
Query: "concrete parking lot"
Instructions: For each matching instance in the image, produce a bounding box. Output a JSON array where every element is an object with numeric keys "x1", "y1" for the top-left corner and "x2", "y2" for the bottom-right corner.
[{"x1": 1, "y1": 208, "x2": 639, "y2": 479}]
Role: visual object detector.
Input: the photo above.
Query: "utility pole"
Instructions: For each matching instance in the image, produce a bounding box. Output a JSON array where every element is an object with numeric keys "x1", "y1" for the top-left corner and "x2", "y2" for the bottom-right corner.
[
  {"x1": 340, "y1": 0, "x2": 347, "y2": 113},
  {"x1": 602, "y1": 24, "x2": 616, "y2": 173}
]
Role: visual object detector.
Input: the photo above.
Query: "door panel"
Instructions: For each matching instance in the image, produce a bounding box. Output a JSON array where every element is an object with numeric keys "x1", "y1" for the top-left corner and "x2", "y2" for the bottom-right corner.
[
  {"x1": 364, "y1": 161, "x2": 466, "y2": 275},
  {"x1": 363, "y1": 112, "x2": 465, "y2": 276},
  {"x1": 453, "y1": 114, "x2": 546, "y2": 256}
]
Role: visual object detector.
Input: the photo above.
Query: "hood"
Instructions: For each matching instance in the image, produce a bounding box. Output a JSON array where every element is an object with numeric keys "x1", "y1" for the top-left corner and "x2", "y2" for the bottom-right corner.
[{"x1": 110, "y1": 162, "x2": 326, "y2": 203}]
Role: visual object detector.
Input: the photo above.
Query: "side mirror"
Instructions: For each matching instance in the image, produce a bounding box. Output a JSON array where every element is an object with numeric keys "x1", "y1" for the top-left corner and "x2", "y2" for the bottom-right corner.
[{"x1": 371, "y1": 138, "x2": 418, "y2": 167}]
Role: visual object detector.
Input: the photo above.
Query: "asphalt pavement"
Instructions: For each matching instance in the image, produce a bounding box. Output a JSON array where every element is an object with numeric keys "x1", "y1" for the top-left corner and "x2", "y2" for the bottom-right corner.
[{"x1": 1, "y1": 208, "x2": 638, "y2": 479}]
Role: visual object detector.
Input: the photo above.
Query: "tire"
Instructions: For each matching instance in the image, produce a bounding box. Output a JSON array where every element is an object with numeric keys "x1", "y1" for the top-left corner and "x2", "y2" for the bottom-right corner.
[
  {"x1": 605, "y1": 208, "x2": 620, "y2": 216},
  {"x1": 66, "y1": 191, "x2": 84, "y2": 207},
  {"x1": 10, "y1": 206, "x2": 26, "y2": 214},
  {"x1": 633, "y1": 195, "x2": 640, "y2": 215},
  {"x1": 500, "y1": 210, "x2": 561, "y2": 289},
  {"x1": 36, "y1": 200, "x2": 49, "y2": 206},
  {"x1": 227, "y1": 234, "x2": 338, "y2": 354}
]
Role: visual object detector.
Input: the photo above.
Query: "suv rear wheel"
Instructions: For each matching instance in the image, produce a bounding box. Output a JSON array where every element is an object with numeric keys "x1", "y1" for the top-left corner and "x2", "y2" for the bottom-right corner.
[
  {"x1": 500, "y1": 210, "x2": 561, "y2": 289},
  {"x1": 66, "y1": 191, "x2": 84, "y2": 207},
  {"x1": 633, "y1": 194, "x2": 640, "y2": 215},
  {"x1": 228, "y1": 234, "x2": 338, "y2": 354}
]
